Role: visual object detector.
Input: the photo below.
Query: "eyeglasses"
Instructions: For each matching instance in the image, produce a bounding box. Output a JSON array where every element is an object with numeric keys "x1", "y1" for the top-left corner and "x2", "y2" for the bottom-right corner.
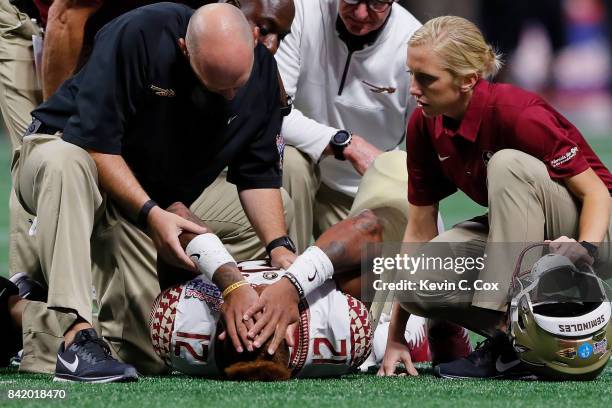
[{"x1": 342, "y1": 0, "x2": 395, "y2": 13}]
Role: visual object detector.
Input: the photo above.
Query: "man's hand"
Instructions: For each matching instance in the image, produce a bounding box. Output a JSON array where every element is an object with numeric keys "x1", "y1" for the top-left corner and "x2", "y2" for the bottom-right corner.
[
  {"x1": 244, "y1": 278, "x2": 300, "y2": 354},
  {"x1": 270, "y1": 246, "x2": 297, "y2": 269},
  {"x1": 218, "y1": 283, "x2": 260, "y2": 353},
  {"x1": 377, "y1": 337, "x2": 418, "y2": 377},
  {"x1": 343, "y1": 134, "x2": 382, "y2": 176},
  {"x1": 147, "y1": 206, "x2": 208, "y2": 271},
  {"x1": 547, "y1": 236, "x2": 594, "y2": 265}
]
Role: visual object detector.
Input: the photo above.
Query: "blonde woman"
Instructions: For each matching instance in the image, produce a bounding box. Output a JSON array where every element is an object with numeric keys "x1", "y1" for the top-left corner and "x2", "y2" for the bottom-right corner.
[{"x1": 379, "y1": 16, "x2": 612, "y2": 379}]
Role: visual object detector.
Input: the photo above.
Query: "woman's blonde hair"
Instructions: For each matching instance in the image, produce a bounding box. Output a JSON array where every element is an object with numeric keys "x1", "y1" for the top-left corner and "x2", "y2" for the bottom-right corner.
[{"x1": 408, "y1": 16, "x2": 503, "y2": 80}]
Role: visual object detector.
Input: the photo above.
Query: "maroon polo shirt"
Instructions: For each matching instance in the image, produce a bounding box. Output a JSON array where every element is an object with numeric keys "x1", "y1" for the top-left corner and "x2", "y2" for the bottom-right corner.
[{"x1": 406, "y1": 79, "x2": 612, "y2": 207}]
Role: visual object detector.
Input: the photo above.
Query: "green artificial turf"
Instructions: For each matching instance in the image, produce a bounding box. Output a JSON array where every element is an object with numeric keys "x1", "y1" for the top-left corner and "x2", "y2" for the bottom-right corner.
[
  {"x1": 0, "y1": 365, "x2": 610, "y2": 408},
  {"x1": 0, "y1": 135, "x2": 611, "y2": 407}
]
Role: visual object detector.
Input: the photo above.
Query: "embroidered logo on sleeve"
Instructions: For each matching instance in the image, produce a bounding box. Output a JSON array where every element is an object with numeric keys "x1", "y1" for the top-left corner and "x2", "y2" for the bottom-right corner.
[
  {"x1": 550, "y1": 147, "x2": 578, "y2": 168},
  {"x1": 150, "y1": 85, "x2": 176, "y2": 98}
]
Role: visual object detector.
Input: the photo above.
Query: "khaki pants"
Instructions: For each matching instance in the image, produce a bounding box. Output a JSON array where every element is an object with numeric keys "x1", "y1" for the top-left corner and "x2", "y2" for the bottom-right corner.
[
  {"x1": 13, "y1": 133, "x2": 294, "y2": 374},
  {"x1": 0, "y1": 0, "x2": 43, "y2": 278},
  {"x1": 348, "y1": 150, "x2": 412, "y2": 328},
  {"x1": 282, "y1": 146, "x2": 354, "y2": 252},
  {"x1": 399, "y1": 149, "x2": 612, "y2": 334}
]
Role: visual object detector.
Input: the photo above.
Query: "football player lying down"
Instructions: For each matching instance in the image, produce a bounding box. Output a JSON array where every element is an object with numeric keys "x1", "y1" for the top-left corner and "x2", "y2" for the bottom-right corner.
[{"x1": 152, "y1": 204, "x2": 469, "y2": 379}]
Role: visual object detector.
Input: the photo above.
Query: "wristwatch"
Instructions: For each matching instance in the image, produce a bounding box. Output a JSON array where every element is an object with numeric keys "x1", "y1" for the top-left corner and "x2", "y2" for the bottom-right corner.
[
  {"x1": 329, "y1": 130, "x2": 352, "y2": 160},
  {"x1": 580, "y1": 241, "x2": 598, "y2": 259},
  {"x1": 266, "y1": 235, "x2": 297, "y2": 257}
]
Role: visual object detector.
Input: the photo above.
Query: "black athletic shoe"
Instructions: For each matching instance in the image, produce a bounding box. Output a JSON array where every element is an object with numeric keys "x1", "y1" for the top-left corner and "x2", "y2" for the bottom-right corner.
[
  {"x1": 54, "y1": 329, "x2": 138, "y2": 383},
  {"x1": 9, "y1": 272, "x2": 48, "y2": 302},
  {"x1": 0, "y1": 276, "x2": 21, "y2": 367},
  {"x1": 434, "y1": 331, "x2": 532, "y2": 379}
]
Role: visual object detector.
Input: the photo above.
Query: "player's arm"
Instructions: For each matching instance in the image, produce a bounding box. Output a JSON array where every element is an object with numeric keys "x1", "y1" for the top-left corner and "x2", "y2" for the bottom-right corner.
[
  {"x1": 378, "y1": 203, "x2": 438, "y2": 377},
  {"x1": 238, "y1": 188, "x2": 296, "y2": 268},
  {"x1": 42, "y1": 0, "x2": 102, "y2": 99}
]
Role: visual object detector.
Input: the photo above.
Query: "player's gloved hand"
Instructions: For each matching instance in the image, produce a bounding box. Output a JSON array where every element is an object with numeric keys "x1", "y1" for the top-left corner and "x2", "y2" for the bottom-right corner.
[
  {"x1": 243, "y1": 278, "x2": 300, "y2": 354},
  {"x1": 218, "y1": 283, "x2": 260, "y2": 353},
  {"x1": 270, "y1": 246, "x2": 297, "y2": 269},
  {"x1": 147, "y1": 206, "x2": 208, "y2": 271},
  {"x1": 378, "y1": 324, "x2": 419, "y2": 377},
  {"x1": 547, "y1": 236, "x2": 594, "y2": 266},
  {"x1": 343, "y1": 134, "x2": 382, "y2": 176}
]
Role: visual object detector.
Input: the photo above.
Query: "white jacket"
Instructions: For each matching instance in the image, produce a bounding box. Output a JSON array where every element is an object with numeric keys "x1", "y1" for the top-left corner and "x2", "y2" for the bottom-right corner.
[{"x1": 275, "y1": 0, "x2": 421, "y2": 197}]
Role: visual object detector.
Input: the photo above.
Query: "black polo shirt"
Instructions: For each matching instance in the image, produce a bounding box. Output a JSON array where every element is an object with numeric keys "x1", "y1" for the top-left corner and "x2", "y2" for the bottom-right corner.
[{"x1": 32, "y1": 3, "x2": 283, "y2": 208}]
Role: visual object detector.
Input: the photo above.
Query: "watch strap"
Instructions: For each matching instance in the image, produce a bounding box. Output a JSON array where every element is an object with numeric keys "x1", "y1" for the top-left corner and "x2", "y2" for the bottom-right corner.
[{"x1": 266, "y1": 235, "x2": 296, "y2": 256}]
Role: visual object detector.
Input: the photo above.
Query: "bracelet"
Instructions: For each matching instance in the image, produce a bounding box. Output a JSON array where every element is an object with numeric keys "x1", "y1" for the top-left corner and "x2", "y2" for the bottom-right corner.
[
  {"x1": 222, "y1": 280, "x2": 249, "y2": 299},
  {"x1": 137, "y1": 199, "x2": 158, "y2": 229},
  {"x1": 282, "y1": 273, "x2": 305, "y2": 299}
]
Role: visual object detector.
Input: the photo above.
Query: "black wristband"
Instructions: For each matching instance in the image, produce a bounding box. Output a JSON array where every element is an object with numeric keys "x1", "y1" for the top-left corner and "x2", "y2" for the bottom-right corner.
[
  {"x1": 137, "y1": 199, "x2": 158, "y2": 229},
  {"x1": 283, "y1": 273, "x2": 305, "y2": 299},
  {"x1": 580, "y1": 241, "x2": 598, "y2": 259}
]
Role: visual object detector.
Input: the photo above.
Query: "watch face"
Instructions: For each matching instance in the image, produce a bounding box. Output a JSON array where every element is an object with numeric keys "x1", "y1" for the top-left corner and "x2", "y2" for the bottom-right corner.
[{"x1": 333, "y1": 131, "x2": 350, "y2": 145}]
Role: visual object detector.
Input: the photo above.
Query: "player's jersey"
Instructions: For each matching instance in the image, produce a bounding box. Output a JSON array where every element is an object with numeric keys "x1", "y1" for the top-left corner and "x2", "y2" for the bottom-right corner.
[{"x1": 150, "y1": 261, "x2": 373, "y2": 378}]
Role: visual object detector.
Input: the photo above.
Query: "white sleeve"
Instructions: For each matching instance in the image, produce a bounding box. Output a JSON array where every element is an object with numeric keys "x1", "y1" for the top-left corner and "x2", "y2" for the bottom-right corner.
[{"x1": 275, "y1": 0, "x2": 337, "y2": 162}]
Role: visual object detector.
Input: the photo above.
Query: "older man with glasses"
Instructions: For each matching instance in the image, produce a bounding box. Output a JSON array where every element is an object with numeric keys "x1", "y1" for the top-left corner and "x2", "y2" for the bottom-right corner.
[{"x1": 274, "y1": 0, "x2": 424, "y2": 255}]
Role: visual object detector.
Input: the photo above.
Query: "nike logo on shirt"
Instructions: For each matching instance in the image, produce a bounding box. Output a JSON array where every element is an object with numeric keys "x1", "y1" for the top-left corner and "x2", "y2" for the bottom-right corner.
[
  {"x1": 438, "y1": 154, "x2": 450, "y2": 162},
  {"x1": 227, "y1": 115, "x2": 238, "y2": 125}
]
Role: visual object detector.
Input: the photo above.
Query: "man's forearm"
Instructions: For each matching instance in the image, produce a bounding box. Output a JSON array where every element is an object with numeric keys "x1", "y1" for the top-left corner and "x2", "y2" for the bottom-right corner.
[
  {"x1": 87, "y1": 151, "x2": 149, "y2": 218},
  {"x1": 43, "y1": 0, "x2": 101, "y2": 98},
  {"x1": 238, "y1": 188, "x2": 287, "y2": 245}
]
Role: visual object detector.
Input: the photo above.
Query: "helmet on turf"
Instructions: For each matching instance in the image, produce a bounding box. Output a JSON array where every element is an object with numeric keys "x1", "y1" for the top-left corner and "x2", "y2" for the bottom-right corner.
[{"x1": 509, "y1": 245, "x2": 611, "y2": 381}]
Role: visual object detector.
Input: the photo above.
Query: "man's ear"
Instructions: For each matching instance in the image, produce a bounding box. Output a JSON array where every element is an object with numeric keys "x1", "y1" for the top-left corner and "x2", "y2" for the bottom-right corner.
[
  {"x1": 460, "y1": 72, "x2": 479, "y2": 93},
  {"x1": 178, "y1": 38, "x2": 189, "y2": 58},
  {"x1": 252, "y1": 25, "x2": 260, "y2": 48}
]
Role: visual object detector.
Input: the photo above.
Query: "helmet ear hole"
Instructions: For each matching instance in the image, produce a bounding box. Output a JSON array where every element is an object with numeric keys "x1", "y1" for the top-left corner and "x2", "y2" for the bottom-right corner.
[
  {"x1": 518, "y1": 313, "x2": 526, "y2": 331},
  {"x1": 518, "y1": 313, "x2": 527, "y2": 330}
]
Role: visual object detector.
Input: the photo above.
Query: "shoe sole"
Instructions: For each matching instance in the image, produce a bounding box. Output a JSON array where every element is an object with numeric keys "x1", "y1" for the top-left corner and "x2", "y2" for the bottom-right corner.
[
  {"x1": 434, "y1": 365, "x2": 535, "y2": 380},
  {"x1": 53, "y1": 374, "x2": 138, "y2": 384}
]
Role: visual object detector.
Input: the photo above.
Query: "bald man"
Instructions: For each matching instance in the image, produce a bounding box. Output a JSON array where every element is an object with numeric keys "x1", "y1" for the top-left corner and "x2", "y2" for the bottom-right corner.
[{"x1": 12, "y1": 3, "x2": 294, "y2": 381}]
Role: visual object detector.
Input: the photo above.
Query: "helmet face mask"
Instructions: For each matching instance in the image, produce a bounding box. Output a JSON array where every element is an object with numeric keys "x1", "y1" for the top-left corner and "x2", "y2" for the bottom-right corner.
[{"x1": 509, "y1": 246, "x2": 612, "y2": 381}]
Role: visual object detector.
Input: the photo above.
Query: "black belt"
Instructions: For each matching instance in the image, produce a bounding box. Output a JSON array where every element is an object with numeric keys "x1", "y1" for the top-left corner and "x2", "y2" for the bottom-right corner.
[{"x1": 23, "y1": 118, "x2": 60, "y2": 138}]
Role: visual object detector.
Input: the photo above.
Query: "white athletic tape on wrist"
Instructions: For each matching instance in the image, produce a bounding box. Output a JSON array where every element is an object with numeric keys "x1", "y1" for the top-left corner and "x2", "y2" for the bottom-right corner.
[
  {"x1": 185, "y1": 233, "x2": 236, "y2": 282},
  {"x1": 286, "y1": 246, "x2": 334, "y2": 297}
]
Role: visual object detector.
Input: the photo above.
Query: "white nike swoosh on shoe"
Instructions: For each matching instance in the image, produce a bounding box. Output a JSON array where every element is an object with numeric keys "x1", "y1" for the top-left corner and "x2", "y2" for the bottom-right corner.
[
  {"x1": 57, "y1": 354, "x2": 79, "y2": 373},
  {"x1": 495, "y1": 356, "x2": 521, "y2": 372}
]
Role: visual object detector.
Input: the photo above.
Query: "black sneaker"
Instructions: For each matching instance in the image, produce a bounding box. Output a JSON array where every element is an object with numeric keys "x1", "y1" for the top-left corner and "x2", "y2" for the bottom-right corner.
[
  {"x1": 54, "y1": 329, "x2": 138, "y2": 383},
  {"x1": 9, "y1": 272, "x2": 48, "y2": 302},
  {"x1": 0, "y1": 277, "x2": 21, "y2": 367},
  {"x1": 434, "y1": 331, "x2": 532, "y2": 379}
]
